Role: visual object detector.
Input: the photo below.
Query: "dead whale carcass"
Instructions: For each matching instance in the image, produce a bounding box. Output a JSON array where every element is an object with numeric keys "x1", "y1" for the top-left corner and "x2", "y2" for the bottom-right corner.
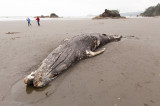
[{"x1": 24, "y1": 33, "x2": 122, "y2": 87}]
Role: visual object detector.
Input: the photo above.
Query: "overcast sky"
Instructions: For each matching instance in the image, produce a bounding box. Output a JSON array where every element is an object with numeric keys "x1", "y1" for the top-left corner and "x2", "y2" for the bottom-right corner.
[{"x1": 0, "y1": 0, "x2": 160, "y2": 16}]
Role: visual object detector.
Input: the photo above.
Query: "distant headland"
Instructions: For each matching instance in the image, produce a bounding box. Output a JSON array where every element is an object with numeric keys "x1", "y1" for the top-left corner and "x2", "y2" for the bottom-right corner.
[{"x1": 140, "y1": 3, "x2": 160, "y2": 17}]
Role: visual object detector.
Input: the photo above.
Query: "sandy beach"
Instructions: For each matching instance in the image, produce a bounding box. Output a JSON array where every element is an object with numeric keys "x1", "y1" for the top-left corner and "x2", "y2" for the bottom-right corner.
[{"x1": 0, "y1": 17, "x2": 160, "y2": 106}]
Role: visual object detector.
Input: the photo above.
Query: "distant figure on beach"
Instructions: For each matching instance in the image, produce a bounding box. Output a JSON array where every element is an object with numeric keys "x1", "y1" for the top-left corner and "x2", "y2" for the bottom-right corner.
[
  {"x1": 36, "y1": 16, "x2": 40, "y2": 26},
  {"x1": 26, "y1": 18, "x2": 31, "y2": 26}
]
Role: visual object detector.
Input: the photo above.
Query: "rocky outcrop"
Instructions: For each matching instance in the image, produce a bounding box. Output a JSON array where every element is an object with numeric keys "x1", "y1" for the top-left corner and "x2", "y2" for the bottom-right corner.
[
  {"x1": 35, "y1": 13, "x2": 59, "y2": 18},
  {"x1": 50, "y1": 13, "x2": 59, "y2": 18},
  {"x1": 93, "y1": 9, "x2": 125, "y2": 19},
  {"x1": 39, "y1": 15, "x2": 49, "y2": 18}
]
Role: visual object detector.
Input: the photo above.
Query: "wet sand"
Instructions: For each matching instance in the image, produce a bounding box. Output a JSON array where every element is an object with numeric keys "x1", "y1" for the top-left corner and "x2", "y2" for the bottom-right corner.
[{"x1": 0, "y1": 18, "x2": 160, "y2": 106}]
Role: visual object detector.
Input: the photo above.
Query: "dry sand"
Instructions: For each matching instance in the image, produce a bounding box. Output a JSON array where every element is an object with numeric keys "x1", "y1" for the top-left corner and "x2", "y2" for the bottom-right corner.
[{"x1": 0, "y1": 17, "x2": 160, "y2": 106}]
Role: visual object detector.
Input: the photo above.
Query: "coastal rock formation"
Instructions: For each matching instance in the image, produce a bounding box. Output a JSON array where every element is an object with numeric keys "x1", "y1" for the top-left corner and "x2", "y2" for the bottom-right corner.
[
  {"x1": 50, "y1": 13, "x2": 59, "y2": 18},
  {"x1": 39, "y1": 15, "x2": 49, "y2": 18},
  {"x1": 141, "y1": 3, "x2": 160, "y2": 16},
  {"x1": 93, "y1": 9, "x2": 125, "y2": 19},
  {"x1": 35, "y1": 13, "x2": 59, "y2": 18}
]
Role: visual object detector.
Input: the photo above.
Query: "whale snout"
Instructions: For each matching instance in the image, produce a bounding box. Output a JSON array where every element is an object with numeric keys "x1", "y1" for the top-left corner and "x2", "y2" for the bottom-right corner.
[
  {"x1": 24, "y1": 77, "x2": 33, "y2": 85},
  {"x1": 24, "y1": 72, "x2": 36, "y2": 85}
]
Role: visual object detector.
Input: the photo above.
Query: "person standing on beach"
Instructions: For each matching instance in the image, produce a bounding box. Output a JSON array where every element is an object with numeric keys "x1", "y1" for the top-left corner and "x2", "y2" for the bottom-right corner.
[
  {"x1": 36, "y1": 16, "x2": 40, "y2": 26},
  {"x1": 26, "y1": 18, "x2": 31, "y2": 26}
]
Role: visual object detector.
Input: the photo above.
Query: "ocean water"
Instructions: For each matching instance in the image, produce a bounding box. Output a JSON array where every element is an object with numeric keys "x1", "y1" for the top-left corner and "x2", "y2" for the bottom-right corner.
[
  {"x1": 0, "y1": 16, "x2": 34, "y2": 21},
  {"x1": 0, "y1": 16, "x2": 92, "y2": 21},
  {"x1": 0, "y1": 16, "x2": 147, "y2": 21}
]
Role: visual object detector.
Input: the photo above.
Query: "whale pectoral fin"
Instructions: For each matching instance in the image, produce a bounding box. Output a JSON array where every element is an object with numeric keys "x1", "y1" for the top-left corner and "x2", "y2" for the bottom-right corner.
[
  {"x1": 55, "y1": 64, "x2": 67, "y2": 74},
  {"x1": 86, "y1": 48, "x2": 105, "y2": 57}
]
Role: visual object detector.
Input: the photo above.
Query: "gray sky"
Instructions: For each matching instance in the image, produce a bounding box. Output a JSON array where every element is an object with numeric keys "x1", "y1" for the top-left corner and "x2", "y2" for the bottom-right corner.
[{"x1": 0, "y1": 0, "x2": 160, "y2": 16}]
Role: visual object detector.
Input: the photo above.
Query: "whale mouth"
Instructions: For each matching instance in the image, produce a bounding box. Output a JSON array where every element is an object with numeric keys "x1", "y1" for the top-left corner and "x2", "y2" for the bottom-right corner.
[
  {"x1": 24, "y1": 74, "x2": 50, "y2": 87},
  {"x1": 24, "y1": 72, "x2": 36, "y2": 85},
  {"x1": 32, "y1": 72, "x2": 52, "y2": 87},
  {"x1": 24, "y1": 77, "x2": 33, "y2": 85},
  {"x1": 33, "y1": 81, "x2": 45, "y2": 87},
  {"x1": 33, "y1": 78, "x2": 50, "y2": 88}
]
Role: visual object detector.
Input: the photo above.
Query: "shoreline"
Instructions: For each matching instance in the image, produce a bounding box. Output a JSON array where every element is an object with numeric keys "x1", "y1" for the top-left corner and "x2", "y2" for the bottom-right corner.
[
  {"x1": 0, "y1": 16, "x2": 154, "y2": 22},
  {"x1": 0, "y1": 16, "x2": 92, "y2": 21}
]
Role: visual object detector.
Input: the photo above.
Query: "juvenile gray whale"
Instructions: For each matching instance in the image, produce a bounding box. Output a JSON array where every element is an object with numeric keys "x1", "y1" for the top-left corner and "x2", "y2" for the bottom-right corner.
[{"x1": 24, "y1": 33, "x2": 122, "y2": 87}]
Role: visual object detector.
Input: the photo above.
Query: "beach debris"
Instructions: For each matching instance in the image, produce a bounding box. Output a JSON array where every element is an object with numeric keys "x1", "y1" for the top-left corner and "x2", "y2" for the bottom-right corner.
[
  {"x1": 117, "y1": 97, "x2": 121, "y2": 100},
  {"x1": 127, "y1": 35, "x2": 140, "y2": 40},
  {"x1": 99, "y1": 79, "x2": 104, "y2": 83},
  {"x1": 45, "y1": 89, "x2": 54, "y2": 96},
  {"x1": 6, "y1": 32, "x2": 20, "y2": 34},
  {"x1": 128, "y1": 35, "x2": 135, "y2": 37},
  {"x1": 45, "y1": 90, "x2": 50, "y2": 96},
  {"x1": 11, "y1": 37, "x2": 21, "y2": 40},
  {"x1": 144, "y1": 103, "x2": 149, "y2": 106},
  {"x1": 150, "y1": 100, "x2": 154, "y2": 103},
  {"x1": 122, "y1": 35, "x2": 140, "y2": 40},
  {"x1": 0, "y1": 95, "x2": 5, "y2": 101}
]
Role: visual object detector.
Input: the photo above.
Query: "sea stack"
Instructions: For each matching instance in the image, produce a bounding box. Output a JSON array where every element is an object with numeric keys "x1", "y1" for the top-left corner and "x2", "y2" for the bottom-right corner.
[
  {"x1": 50, "y1": 13, "x2": 59, "y2": 18},
  {"x1": 93, "y1": 9, "x2": 125, "y2": 19}
]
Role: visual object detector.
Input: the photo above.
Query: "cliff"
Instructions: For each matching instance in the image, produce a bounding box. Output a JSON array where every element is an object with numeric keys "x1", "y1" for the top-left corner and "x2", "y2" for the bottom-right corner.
[
  {"x1": 141, "y1": 3, "x2": 160, "y2": 16},
  {"x1": 50, "y1": 13, "x2": 59, "y2": 18}
]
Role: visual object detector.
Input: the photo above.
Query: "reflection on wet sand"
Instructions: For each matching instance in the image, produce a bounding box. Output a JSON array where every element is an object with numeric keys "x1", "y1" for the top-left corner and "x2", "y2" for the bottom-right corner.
[
  {"x1": 7, "y1": 79, "x2": 52, "y2": 104},
  {"x1": 25, "y1": 84, "x2": 50, "y2": 94}
]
